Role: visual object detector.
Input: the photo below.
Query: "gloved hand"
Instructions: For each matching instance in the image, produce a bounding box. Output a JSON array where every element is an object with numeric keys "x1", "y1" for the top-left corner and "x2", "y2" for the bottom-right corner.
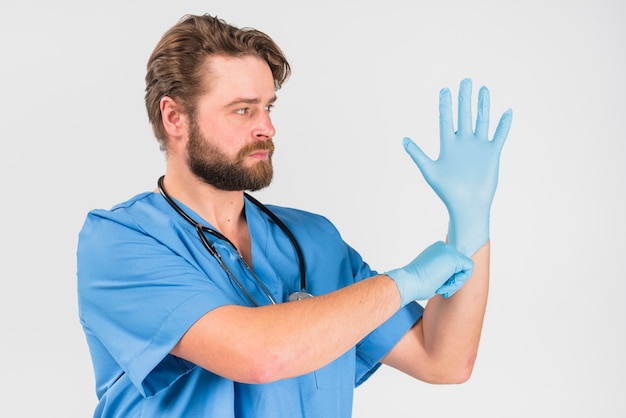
[
  {"x1": 385, "y1": 241, "x2": 474, "y2": 306},
  {"x1": 403, "y1": 78, "x2": 513, "y2": 257}
]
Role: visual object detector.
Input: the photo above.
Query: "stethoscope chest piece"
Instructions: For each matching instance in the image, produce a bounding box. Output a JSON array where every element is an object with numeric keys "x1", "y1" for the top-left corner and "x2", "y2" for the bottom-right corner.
[{"x1": 288, "y1": 291, "x2": 313, "y2": 302}]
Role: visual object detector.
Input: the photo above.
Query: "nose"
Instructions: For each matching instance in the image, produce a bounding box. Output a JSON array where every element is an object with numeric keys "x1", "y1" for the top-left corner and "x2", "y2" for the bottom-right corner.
[{"x1": 253, "y1": 112, "x2": 276, "y2": 140}]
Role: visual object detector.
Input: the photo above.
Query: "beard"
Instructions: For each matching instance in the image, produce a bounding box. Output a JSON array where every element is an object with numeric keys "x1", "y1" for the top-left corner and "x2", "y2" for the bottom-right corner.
[{"x1": 186, "y1": 121, "x2": 275, "y2": 192}]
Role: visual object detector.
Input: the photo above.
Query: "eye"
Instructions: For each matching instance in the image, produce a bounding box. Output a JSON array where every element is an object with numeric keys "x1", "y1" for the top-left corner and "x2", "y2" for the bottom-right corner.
[
  {"x1": 265, "y1": 104, "x2": 274, "y2": 112},
  {"x1": 235, "y1": 108, "x2": 249, "y2": 115}
]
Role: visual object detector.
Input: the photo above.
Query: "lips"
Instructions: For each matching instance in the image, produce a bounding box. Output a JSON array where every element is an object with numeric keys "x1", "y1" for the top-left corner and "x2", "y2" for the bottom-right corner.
[
  {"x1": 249, "y1": 149, "x2": 271, "y2": 159},
  {"x1": 238, "y1": 140, "x2": 275, "y2": 160}
]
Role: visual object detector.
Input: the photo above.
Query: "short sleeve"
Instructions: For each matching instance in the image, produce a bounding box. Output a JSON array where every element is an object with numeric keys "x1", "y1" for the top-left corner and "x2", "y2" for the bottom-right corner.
[
  {"x1": 354, "y1": 302, "x2": 424, "y2": 386},
  {"x1": 78, "y1": 200, "x2": 238, "y2": 396}
]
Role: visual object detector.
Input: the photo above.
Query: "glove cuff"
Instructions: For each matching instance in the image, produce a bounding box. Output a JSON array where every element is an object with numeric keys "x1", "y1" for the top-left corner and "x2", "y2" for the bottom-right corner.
[{"x1": 448, "y1": 215, "x2": 490, "y2": 257}]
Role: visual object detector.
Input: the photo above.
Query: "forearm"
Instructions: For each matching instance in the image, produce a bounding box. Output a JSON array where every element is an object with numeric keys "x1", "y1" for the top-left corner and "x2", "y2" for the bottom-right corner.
[
  {"x1": 172, "y1": 274, "x2": 401, "y2": 383},
  {"x1": 420, "y1": 240, "x2": 490, "y2": 381}
]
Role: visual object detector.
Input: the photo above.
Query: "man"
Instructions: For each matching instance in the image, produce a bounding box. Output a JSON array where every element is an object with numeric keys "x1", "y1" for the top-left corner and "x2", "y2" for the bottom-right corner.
[{"x1": 77, "y1": 13, "x2": 512, "y2": 417}]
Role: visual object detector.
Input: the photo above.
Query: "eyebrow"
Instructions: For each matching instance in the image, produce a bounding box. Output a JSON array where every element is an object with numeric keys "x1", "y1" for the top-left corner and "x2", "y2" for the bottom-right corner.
[{"x1": 224, "y1": 95, "x2": 277, "y2": 108}]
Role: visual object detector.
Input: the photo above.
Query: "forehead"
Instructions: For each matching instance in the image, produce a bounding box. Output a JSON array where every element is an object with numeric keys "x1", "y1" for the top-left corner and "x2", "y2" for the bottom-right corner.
[{"x1": 201, "y1": 55, "x2": 275, "y2": 102}]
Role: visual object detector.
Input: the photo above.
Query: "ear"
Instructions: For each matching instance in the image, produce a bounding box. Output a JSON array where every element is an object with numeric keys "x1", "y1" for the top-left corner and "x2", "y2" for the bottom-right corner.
[{"x1": 160, "y1": 96, "x2": 188, "y2": 142}]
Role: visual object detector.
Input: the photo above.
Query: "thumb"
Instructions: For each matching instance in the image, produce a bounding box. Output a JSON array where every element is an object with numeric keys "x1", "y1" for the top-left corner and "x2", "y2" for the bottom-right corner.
[
  {"x1": 492, "y1": 109, "x2": 513, "y2": 151},
  {"x1": 403, "y1": 137, "x2": 433, "y2": 173}
]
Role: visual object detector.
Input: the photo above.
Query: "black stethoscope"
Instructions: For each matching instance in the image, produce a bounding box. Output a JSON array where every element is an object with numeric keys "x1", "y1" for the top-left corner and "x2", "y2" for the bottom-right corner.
[{"x1": 157, "y1": 176, "x2": 312, "y2": 306}]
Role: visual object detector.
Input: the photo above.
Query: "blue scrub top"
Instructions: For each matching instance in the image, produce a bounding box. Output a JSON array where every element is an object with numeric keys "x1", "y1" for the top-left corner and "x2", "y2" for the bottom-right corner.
[{"x1": 77, "y1": 192, "x2": 423, "y2": 417}]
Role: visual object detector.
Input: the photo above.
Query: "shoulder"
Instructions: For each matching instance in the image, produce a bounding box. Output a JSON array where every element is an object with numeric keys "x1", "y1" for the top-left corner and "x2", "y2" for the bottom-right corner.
[
  {"x1": 83, "y1": 192, "x2": 168, "y2": 230},
  {"x1": 263, "y1": 204, "x2": 340, "y2": 236},
  {"x1": 79, "y1": 192, "x2": 182, "y2": 251},
  {"x1": 259, "y1": 203, "x2": 353, "y2": 261}
]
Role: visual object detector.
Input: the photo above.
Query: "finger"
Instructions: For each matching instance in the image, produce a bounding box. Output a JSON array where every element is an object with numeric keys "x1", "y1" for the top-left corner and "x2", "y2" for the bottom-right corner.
[
  {"x1": 475, "y1": 86, "x2": 490, "y2": 139},
  {"x1": 492, "y1": 108, "x2": 513, "y2": 150},
  {"x1": 457, "y1": 78, "x2": 473, "y2": 135},
  {"x1": 438, "y1": 258, "x2": 474, "y2": 298},
  {"x1": 438, "y1": 272, "x2": 465, "y2": 298},
  {"x1": 403, "y1": 137, "x2": 433, "y2": 173},
  {"x1": 439, "y1": 87, "x2": 454, "y2": 140},
  {"x1": 437, "y1": 277, "x2": 458, "y2": 299}
]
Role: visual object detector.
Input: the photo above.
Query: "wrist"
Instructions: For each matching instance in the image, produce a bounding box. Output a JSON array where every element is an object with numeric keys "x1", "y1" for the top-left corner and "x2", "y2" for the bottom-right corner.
[
  {"x1": 383, "y1": 270, "x2": 411, "y2": 308},
  {"x1": 447, "y1": 214, "x2": 490, "y2": 257}
]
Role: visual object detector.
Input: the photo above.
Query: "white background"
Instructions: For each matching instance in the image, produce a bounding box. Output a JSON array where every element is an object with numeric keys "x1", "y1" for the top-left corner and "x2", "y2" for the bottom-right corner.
[{"x1": 1, "y1": 0, "x2": 625, "y2": 416}]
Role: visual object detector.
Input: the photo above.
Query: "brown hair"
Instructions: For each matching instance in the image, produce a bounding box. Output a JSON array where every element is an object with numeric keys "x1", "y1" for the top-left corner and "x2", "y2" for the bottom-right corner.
[{"x1": 145, "y1": 14, "x2": 291, "y2": 149}]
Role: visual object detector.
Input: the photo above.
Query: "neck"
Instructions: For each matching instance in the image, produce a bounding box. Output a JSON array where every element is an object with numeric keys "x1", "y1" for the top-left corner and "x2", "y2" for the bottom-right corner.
[{"x1": 159, "y1": 172, "x2": 247, "y2": 239}]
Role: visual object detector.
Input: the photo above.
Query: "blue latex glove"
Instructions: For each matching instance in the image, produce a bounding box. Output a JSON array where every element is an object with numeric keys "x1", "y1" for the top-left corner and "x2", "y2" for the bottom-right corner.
[
  {"x1": 403, "y1": 78, "x2": 513, "y2": 257},
  {"x1": 385, "y1": 241, "x2": 474, "y2": 306}
]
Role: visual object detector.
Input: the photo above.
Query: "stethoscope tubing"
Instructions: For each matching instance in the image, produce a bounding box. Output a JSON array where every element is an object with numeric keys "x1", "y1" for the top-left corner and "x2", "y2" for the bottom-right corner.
[
  {"x1": 242, "y1": 192, "x2": 307, "y2": 293},
  {"x1": 157, "y1": 176, "x2": 308, "y2": 306}
]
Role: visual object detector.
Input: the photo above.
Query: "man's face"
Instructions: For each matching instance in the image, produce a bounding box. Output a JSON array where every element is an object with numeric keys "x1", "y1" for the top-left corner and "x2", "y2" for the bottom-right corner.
[{"x1": 186, "y1": 55, "x2": 277, "y2": 191}]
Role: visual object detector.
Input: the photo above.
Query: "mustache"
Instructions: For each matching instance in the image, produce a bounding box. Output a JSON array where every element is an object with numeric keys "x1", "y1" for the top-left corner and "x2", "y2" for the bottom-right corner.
[{"x1": 237, "y1": 140, "x2": 275, "y2": 159}]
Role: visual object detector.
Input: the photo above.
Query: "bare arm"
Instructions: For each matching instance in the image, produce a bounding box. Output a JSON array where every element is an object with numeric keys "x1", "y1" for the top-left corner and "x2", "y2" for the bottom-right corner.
[
  {"x1": 382, "y1": 78, "x2": 512, "y2": 383},
  {"x1": 382, "y1": 241, "x2": 490, "y2": 383},
  {"x1": 171, "y1": 274, "x2": 401, "y2": 384}
]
